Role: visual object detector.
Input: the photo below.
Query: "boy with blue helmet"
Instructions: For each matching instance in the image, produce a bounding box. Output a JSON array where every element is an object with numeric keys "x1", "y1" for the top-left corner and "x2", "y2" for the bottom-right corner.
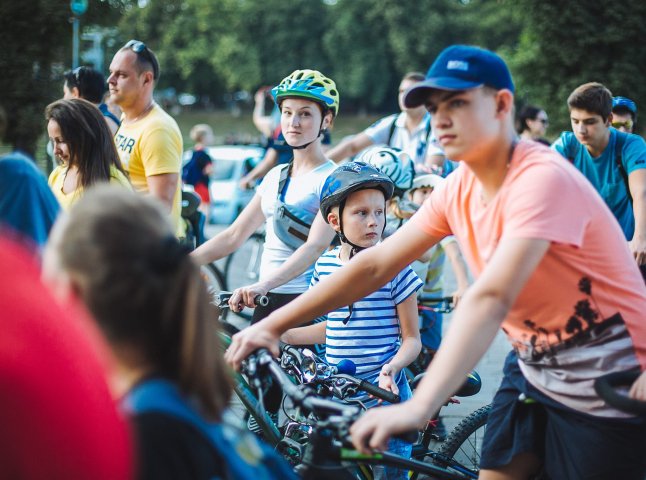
[{"x1": 282, "y1": 161, "x2": 423, "y2": 479}]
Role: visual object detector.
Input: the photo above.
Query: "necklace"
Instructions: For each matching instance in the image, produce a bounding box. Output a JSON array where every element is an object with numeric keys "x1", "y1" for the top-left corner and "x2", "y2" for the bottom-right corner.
[{"x1": 128, "y1": 101, "x2": 155, "y2": 124}]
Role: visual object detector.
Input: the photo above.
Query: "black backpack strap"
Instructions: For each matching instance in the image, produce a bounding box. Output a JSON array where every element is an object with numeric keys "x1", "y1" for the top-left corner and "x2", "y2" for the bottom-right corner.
[
  {"x1": 277, "y1": 162, "x2": 293, "y2": 202},
  {"x1": 614, "y1": 131, "x2": 631, "y2": 203}
]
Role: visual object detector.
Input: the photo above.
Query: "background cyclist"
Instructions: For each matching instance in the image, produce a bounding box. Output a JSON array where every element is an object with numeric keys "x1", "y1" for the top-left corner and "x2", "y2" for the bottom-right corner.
[
  {"x1": 552, "y1": 82, "x2": 646, "y2": 271},
  {"x1": 612, "y1": 95, "x2": 638, "y2": 134},
  {"x1": 327, "y1": 72, "x2": 446, "y2": 173}
]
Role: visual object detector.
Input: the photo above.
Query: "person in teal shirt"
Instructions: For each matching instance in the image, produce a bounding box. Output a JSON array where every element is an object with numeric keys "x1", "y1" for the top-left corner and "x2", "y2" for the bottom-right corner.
[{"x1": 553, "y1": 82, "x2": 646, "y2": 268}]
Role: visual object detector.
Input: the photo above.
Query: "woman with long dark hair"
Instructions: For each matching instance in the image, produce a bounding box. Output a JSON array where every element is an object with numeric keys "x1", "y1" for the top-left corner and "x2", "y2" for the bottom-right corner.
[{"x1": 46, "y1": 98, "x2": 130, "y2": 209}]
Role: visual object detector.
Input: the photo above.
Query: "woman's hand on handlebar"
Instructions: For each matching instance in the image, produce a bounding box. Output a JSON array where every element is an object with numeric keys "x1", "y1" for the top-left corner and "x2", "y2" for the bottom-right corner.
[
  {"x1": 228, "y1": 283, "x2": 269, "y2": 312},
  {"x1": 630, "y1": 370, "x2": 646, "y2": 400},
  {"x1": 349, "y1": 400, "x2": 428, "y2": 454},
  {"x1": 224, "y1": 322, "x2": 280, "y2": 371}
]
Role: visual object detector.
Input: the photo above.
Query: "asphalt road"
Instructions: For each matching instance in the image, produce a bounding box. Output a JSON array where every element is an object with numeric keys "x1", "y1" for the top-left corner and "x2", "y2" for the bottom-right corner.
[{"x1": 205, "y1": 222, "x2": 508, "y2": 430}]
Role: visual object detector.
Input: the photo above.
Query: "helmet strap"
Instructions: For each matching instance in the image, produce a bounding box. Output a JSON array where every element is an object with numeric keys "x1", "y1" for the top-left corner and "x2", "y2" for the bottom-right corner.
[
  {"x1": 336, "y1": 197, "x2": 387, "y2": 260},
  {"x1": 287, "y1": 114, "x2": 327, "y2": 150}
]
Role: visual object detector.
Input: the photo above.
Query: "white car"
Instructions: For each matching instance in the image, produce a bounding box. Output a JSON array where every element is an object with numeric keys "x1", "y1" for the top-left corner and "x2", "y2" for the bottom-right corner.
[{"x1": 183, "y1": 145, "x2": 264, "y2": 224}]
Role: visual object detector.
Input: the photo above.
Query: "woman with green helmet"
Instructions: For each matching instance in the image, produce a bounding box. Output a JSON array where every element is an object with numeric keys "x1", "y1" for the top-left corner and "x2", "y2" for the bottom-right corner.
[{"x1": 192, "y1": 69, "x2": 339, "y2": 323}]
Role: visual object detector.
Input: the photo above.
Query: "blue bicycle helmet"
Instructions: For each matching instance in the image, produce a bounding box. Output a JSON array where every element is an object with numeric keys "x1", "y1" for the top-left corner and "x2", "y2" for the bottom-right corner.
[
  {"x1": 612, "y1": 96, "x2": 637, "y2": 120},
  {"x1": 320, "y1": 162, "x2": 395, "y2": 258},
  {"x1": 320, "y1": 161, "x2": 395, "y2": 222}
]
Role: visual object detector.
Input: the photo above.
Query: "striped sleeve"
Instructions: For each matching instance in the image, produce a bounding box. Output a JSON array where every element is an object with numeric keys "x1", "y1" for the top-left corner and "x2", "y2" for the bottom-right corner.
[{"x1": 391, "y1": 266, "x2": 423, "y2": 305}]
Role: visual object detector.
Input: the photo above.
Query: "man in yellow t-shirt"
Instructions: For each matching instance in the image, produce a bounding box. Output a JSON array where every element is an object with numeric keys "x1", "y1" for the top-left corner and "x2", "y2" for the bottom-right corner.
[{"x1": 108, "y1": 40, "x2": 183, "y2": 236}]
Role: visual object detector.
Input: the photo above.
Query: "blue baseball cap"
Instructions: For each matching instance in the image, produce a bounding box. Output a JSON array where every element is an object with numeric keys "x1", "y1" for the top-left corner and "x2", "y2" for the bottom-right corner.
[{"x1": 403, "y1": 45, "x2": 515, "y2": 108}]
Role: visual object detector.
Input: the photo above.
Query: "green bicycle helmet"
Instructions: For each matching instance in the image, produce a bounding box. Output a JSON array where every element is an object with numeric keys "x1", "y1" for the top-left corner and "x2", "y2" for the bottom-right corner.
[{"x1": 271, "y1": 69, "x2": 339, "y2": 117}]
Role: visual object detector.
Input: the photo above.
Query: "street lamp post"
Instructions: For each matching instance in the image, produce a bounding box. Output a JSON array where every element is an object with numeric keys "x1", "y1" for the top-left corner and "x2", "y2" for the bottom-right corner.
[{"x1": 70, "y1": 0, "x2": 89, "y2": 69}]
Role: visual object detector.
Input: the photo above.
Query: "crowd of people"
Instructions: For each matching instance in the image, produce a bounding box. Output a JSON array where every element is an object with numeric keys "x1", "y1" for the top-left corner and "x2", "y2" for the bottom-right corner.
[{"x1": 0, "y1": 37, "x2": 645, "y2": 479}]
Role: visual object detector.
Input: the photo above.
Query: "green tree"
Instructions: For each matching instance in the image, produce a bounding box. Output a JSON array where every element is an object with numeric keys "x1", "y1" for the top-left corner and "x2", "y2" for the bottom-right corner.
[
  {"x1": 0, "y1": 0, "x2": 131, "y2": 156},
  {"x1": 508, "y1": 0, "x2": 646, "y2": 135}
]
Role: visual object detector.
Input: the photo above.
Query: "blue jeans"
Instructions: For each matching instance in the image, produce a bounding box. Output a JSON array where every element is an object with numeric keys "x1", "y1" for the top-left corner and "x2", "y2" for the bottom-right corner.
[
  {"x1": 420, "y1": 308, "x2": 443, "y2": 352},
  {"x1": 372, "y1": 377, "x2": 413, "y2": 480}
]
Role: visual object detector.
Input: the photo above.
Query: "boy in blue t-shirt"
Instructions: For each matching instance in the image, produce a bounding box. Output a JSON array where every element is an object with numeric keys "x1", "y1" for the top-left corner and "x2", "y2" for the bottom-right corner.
[
  {"x1": 552, "y1": 83, "x2": 646, "y2": 264},
  {"x1": 281, "y1": 162, "x2": 422, "y2": 479}
]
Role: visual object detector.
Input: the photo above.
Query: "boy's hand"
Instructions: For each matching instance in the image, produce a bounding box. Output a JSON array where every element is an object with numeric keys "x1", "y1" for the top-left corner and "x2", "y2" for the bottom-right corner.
[
  {"x1": 224, "y1": 322, "x2": 280, "y2": 371},
  {"x1": 377, "y1": 364, "x2": 399, "y2": 400}
]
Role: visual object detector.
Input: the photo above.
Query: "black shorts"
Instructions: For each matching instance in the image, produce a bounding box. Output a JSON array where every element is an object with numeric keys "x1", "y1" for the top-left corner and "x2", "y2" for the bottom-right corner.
[{"x1": 481, "y1": 351, "x2": 646, "y2": 479}]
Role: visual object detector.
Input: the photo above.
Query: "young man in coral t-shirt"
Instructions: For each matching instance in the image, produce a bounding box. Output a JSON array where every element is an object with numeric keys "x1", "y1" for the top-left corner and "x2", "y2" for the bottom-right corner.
[{"x1": 225, "y1": 46, "x2": 646, "y2": 478}]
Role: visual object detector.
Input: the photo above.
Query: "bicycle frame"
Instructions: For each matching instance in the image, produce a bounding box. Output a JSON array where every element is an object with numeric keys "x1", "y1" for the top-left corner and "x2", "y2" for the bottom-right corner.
[
  {"x1": 296, "y1": 430, "x2": 471, "y2": 479},
  {"x1": 217, "y1": 331, "x2": 281, "y2": 446}
]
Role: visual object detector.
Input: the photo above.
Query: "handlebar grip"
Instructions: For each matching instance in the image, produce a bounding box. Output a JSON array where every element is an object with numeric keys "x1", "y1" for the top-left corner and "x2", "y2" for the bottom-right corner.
[
  {"x1": 358, "y1": 379, "x2": 401, "y2": 404},
  {"x1": 255, "y1": 295, "x2": 269, "y2": 307},
  {"x1": 214, "y1": 291, "x2": 268, "y2": 308},
  {"x1": 594, "y1": 370, "x2": 646, "y2": 416},
  {"x1": 416, "y1": 294, "x2": 452, "y2": 304}
]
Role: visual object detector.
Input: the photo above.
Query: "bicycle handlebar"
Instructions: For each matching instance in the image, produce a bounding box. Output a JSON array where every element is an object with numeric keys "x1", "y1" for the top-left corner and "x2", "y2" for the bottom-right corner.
[
  {"x1": 253, "y1": 349, "x2": 361, "y2": 418},
  {"x1": 247, "y1": 349, "x2": 424, "y2": 459},
  {"x1": 594, "y1": 369, "x2": 646, "y2": 416},
  {"x1": 215, "y1": 290, "x2": 269, "y2": 309},
  {"x1": 355, "y1": 377, "x2": 401, "y2": 404},
  {"x1": 279, "y1": 344, "x2": 401, "y2": 403}
]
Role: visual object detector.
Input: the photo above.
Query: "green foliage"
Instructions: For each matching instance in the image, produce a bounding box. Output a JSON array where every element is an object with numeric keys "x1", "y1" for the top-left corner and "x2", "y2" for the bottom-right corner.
[
  {"x1": 5, "y1": 0, "x2": 646, "y2": 155},
  {"x1": 0, "y1": 0, "x2": 136, "y2": 155},
  {"x1": 0, "y1": 0, "x2": 70, "y2": 155},
  {"x1": 508, "y1": 0, "x2": 646, "y2": 135}
]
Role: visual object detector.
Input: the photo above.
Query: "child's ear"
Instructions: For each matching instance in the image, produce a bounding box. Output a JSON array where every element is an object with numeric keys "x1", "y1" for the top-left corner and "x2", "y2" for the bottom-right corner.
[{"x1": 327, "y1": 212, "x2": 341, "y2": 232}]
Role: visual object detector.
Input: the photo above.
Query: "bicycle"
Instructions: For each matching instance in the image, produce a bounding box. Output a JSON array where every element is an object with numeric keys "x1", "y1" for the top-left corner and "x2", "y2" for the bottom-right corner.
[
  {"x1": 214, "y1": 292, "x2": 490, "y2": 478},
  {"x1": 242, "y1": 348, "x2": 477, "y2": 479}
]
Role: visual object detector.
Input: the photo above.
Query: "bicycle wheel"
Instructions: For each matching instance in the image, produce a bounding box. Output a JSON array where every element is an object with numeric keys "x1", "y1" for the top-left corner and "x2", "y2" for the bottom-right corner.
[
  {"x1": 434, "y1": 404, "x2": 491, "y2": 477},
  {"x1": 224, "y1": 232, "x2": 264, "y2": 321},
  {"x1": 200, "y1": 263, "x2": 228, "y2": 321}
]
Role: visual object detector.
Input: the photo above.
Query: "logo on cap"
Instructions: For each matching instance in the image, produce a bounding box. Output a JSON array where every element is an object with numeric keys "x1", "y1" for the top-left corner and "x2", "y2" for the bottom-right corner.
[{"x1": 447, "y1": 60, "x2": 469, "y2": 72}]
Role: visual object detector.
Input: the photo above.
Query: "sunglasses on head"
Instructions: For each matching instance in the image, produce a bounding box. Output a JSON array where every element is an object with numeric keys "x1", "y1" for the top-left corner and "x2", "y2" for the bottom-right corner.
[
  {"x1": 68, "y1": 66, "x2": 85, "y2": 87},
  {"x1": 612, "y1": 120, "x2": 633, "y2": 130},
  {"x1": 124, "y1": 39, "x2": 159, "y2": 79}
]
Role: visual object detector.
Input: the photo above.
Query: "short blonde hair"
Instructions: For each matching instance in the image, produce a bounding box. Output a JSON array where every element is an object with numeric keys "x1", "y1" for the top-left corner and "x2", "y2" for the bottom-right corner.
[{"x1": 189, "y1": 124, "x2": 214, "y2": 143}]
